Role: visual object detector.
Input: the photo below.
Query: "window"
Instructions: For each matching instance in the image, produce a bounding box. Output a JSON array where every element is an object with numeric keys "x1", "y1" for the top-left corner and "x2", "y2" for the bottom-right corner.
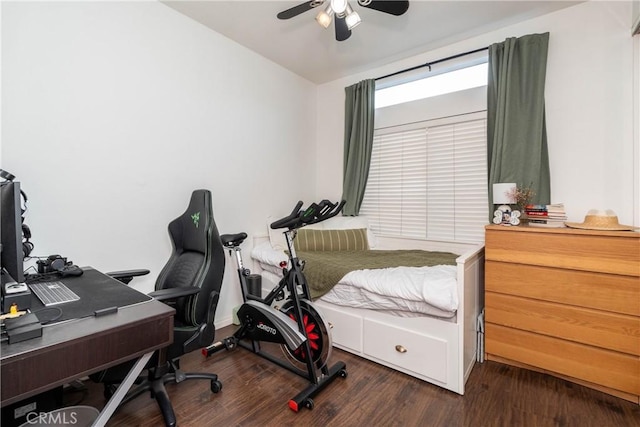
[
  {"x1": 361, "y1": 60, "x2": 489, "y2": 244},
  {"x1": 375, "y1": 63, "x2": 488, "y2": 109},
  {"x1": 360, "y1": 112, "x2": 488, "y2": 243}
]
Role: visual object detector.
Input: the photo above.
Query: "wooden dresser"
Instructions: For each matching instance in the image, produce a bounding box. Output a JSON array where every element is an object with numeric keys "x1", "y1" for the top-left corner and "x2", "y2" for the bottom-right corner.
[{"x1": 484, "y1": 225, "x2": 640, "y2": 403}]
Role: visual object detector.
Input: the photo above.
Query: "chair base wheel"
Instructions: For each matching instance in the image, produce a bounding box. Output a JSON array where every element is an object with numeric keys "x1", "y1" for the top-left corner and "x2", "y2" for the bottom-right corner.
[{"x1": 211, "y1": 380, "x2": 222, "y2": 393}]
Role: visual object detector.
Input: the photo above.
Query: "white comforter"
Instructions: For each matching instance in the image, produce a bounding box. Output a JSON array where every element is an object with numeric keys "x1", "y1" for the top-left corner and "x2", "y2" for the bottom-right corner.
[
  {"x1": 339, "y1": 265, "x2": 458, "y2": 312},
  {"x1": 251, "y1": 241, "x2": 459, "y2": 318}
]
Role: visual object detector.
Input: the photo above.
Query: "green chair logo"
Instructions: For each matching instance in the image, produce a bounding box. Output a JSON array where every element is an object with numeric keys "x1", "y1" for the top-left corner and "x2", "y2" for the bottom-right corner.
[{"x1": 191, "y1": 212, "x2": 200, "y2": 228}]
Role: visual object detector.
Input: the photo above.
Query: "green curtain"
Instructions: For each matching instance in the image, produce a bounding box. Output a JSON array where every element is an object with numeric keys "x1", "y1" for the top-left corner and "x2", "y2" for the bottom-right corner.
[
  {"x1": 487, "y1": 32, "x2": 551, "y2": 218},
  {"x1": 341, "y1": 79, "x2": 375, "y2": 215}
]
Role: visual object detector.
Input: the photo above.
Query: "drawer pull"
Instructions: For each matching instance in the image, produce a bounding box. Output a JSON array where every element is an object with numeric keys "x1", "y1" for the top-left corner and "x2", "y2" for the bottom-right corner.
[{"x1": 395, "y1": 345, "x2": 407, "y2": 353}]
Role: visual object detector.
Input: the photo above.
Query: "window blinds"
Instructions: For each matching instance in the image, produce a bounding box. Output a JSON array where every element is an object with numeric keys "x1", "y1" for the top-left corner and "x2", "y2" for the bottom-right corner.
[{"x1": 360, "y1": 112, "x2": 488, "y2": 243}]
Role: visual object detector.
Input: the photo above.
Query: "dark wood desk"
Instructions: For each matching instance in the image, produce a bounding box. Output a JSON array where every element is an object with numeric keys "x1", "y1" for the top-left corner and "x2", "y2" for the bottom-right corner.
[{"x1": 0, "y1": 268, "x2": 174, "y2": 425}]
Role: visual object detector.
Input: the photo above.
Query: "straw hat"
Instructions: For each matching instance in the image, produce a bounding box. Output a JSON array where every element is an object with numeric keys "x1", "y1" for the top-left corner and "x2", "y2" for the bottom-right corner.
[{"x1": 565, "y1": 209, "x2": 638, "y2": 231}]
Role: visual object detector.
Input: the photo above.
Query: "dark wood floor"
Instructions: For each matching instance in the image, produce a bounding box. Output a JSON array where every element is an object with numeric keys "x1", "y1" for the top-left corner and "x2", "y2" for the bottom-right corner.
[{"x1": 75, "y1": 325, "x2": 640, "y2": 427}]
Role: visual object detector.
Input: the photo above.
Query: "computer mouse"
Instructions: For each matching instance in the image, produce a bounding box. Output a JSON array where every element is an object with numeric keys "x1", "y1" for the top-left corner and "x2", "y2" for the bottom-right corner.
[{"x1": 60, "y1": 265, "x2": 84, "y2": 277}]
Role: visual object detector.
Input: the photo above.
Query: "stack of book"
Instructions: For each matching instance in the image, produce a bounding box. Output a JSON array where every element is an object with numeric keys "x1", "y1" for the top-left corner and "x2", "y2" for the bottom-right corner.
[{"x1": 524, "y1": 203, "x2": 567, "y2": 228}]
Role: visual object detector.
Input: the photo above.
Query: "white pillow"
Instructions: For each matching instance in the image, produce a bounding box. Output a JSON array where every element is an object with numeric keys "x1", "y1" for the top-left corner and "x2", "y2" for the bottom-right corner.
[
  {"x1": 251, "y1": 241, "x2": 288, "y2": 267},
  {"x1": 267, "y1": 216, "x2": 289, "y2": 251}
]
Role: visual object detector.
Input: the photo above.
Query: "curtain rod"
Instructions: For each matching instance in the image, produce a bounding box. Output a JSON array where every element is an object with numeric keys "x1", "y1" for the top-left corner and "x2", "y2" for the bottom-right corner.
[{"x1": 374, "y1": 46, "x2": 489, "y2": 81}]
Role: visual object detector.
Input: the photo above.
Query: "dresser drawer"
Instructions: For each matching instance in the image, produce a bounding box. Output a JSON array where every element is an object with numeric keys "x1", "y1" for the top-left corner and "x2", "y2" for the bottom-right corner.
[
  {"x1": 485, "y1": 227, "x2": 640, "y2": 276},
  {"x1": 363, "y1": 318, "x2": 448, "y2": 384},
  {"x1": 486, "y1": 261, "x2": 640, "y2": 316},
  {"x1": 486, "y1": 323, "x2": 640, "y2": 395},
  {"x1": 486, "y1": 292, "x2": 640, "y2": 355}
]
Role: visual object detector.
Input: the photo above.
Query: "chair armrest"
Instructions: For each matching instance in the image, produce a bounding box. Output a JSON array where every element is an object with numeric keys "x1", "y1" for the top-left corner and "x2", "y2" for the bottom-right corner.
[
  {"x1": 106, "y1": 269, "x2": 150, "y2": 285},
  {"x1": 149, "y1": 286, "x2": 200, "y2": 302}
]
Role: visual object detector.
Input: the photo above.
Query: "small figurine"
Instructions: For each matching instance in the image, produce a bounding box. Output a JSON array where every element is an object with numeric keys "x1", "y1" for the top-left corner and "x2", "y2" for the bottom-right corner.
[{"x1": 493, "y1": 207, "x2": 520, "y2": 226}]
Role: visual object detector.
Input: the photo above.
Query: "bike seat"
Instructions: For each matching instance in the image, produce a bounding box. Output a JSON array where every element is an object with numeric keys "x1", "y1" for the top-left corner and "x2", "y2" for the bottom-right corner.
[{"x1": 220, "y1": 232, "x2": 248, "y2": 248}]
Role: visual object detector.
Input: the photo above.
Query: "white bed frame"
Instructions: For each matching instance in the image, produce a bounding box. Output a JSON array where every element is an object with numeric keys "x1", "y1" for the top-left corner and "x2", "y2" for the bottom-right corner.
[{"x1": 252, "y1": 234, "x2": 485, "y2": 395}]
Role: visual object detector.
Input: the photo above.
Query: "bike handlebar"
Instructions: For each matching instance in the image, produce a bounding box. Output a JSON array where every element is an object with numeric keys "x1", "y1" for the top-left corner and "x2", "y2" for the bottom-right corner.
[
  {"x1": 270, "y1": 199, "x2": 346, "y2": 230},
  {"x1": 269, "y1": 201, "x2": 304, "y2": 230}
]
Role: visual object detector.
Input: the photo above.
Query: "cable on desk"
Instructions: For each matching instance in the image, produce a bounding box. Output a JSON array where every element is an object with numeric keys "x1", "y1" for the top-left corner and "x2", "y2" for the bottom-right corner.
[
  {"x1": 24, "y1": 271, "x2": 60, "y2": 284},
  {"x1": 32, "y1": 306, "x2": 63, "y2": 325}
]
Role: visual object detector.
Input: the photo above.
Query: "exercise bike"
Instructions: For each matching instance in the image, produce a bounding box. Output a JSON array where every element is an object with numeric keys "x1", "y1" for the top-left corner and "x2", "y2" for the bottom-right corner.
[{"x1": 202, "y1": 199, "x2": 347, "y2": 411}]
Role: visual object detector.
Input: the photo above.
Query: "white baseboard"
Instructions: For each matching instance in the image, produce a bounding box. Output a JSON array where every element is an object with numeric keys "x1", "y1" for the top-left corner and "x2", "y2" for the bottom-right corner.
[{"x1": 215, "y1": 316, "x2": 234, "y2": 329}]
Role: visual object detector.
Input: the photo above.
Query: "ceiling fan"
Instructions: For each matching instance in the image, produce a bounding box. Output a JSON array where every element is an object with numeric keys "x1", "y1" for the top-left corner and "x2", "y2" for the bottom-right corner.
[{"x1": 277, "y1": 0, "x2": 410, "y2": 42}]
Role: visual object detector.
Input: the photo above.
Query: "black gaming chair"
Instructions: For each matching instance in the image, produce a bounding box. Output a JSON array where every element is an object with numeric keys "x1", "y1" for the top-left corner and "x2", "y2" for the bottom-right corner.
[{"x1": 94, "y1": 189, "x2": 225, "y2": 427}]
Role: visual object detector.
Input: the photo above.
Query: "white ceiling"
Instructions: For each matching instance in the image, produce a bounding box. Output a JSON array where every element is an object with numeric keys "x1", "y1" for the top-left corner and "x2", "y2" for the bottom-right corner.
[{"x1": 162, "y1": 1, "x2": 581, "y2": 84}]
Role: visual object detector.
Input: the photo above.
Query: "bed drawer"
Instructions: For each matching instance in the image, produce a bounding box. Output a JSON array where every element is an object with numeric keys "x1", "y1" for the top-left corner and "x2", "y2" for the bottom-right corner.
[
  {"x1": 316, "y1": 303, "x2": 363, "y2": 353},
  {"x1": 363, "y1": 318, "x2": 448, "y2": 384}
]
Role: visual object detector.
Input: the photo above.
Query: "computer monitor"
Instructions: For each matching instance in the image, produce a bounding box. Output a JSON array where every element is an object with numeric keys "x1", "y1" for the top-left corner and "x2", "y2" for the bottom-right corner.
[{"x1": 1, "y1": 180, "x2": 25, "y2": 282}]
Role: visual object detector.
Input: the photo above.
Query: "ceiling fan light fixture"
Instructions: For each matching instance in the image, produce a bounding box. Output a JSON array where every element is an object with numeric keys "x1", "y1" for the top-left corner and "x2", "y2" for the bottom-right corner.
[
  {"x1": 330, "y1": 0, "x2": 348, "y2": 15},
  {"x1": 277, "y1": 0, "x2": 410, "y2": 42},
  {"x1": 316, "y1": 5, "x2": 334, "y2": 29},
  {"x1": 345, "y1": 4, "x2": 361, "y2": 30}
]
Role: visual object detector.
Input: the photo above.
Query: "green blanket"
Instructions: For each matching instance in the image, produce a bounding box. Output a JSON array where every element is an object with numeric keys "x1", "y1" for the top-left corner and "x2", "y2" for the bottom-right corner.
[{"x1": 297, "y1": 250, "x2": 458, "y2": 300}]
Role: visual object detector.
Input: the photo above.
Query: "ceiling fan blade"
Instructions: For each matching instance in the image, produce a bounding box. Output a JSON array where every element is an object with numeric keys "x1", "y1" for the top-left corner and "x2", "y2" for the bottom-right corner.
[
  {"x1": 335, "y1": 16, "x2": 352, "y2": 41},
  {"x1": 277, "y1": 1, "x2": 323, "y2": 20},
  {"x1": 360, "y1": 0, "x2": 409, "y2": 16}
]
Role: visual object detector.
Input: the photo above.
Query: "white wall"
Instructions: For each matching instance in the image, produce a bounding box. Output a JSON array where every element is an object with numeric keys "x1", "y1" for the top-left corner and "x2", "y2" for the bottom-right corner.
[
  {"x1": 1, "y1": 1, "x2": 318, "y2": 325},
  {"x1": 635, "y1": 32, "x2": 640, "y2": 227},
  {"x1": 635, "y1": 32, "x2": 640, "y2": 226},
  {"x1": 2, "y1": 1, "x2": 637, "y2": 329},
  {"x1": 316, "y1": 1, "x2": 638, "y2": 227}
]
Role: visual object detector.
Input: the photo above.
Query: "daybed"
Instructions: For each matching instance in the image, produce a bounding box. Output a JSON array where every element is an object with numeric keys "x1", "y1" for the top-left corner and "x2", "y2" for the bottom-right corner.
[{"x1": 250, "y1": 216, "x2": 485, "y2": 395}]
